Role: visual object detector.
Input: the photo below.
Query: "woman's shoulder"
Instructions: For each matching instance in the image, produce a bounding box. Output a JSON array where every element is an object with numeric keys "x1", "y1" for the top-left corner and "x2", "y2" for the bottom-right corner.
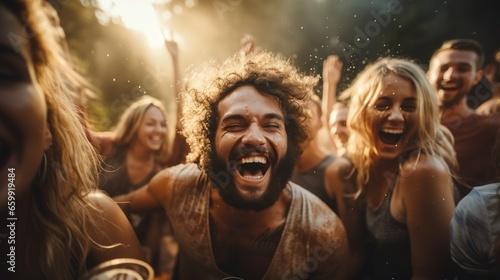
[
  {"x1": 83, "y1": 191, "x2": 146, "y2": 266},
  {"x1": 325, "y1": 156, "x2": 357, "y2": 198},
  {"x1": 399, "y1": 151, "x2": 449, "y2": 179},
  {"x1": 84, "y1": 190, "x2": 122, "y2": 213},
  {"x1": 399, "y1": 151, "x2": 454, "y2": 202},
  {"x1": 326, "y1": 156, "x2": 354, "y2": 177}
]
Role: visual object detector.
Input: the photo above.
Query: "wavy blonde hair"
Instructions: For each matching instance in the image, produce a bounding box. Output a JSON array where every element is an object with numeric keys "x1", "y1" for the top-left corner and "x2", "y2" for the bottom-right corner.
[
  {"x1": 113, "y1": 95, "x2": 170, "y2": 164},
  {"x1": 345, "y1": 58, "x2": 457, "y2": 197},
  {"x1": 5, "y1": 0, "x2": 106, "y2": 278}
]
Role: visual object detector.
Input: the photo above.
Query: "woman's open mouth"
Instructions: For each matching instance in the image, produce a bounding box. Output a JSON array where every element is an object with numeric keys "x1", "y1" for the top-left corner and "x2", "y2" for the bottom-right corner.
[{"x1": 379, "y1": 128, "x2": 403, "y2": 145}]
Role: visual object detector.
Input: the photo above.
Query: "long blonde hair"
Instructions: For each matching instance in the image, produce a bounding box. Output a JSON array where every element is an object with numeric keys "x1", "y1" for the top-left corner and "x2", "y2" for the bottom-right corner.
[
  {"x1": 6, "y1": 0, "x2": 104, "y2": 278},
  {"x1": 345, "y1": 58, "x2": 457, "y2": 197},
  {"x1": 113, "y1": 95, "x2": 170, "y2": 164}
]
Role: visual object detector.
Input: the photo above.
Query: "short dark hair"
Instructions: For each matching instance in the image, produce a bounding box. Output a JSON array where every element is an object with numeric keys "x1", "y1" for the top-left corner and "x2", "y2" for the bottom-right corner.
[{"x1": 431, "y1": 39, "x2": 484, "y2": 69}]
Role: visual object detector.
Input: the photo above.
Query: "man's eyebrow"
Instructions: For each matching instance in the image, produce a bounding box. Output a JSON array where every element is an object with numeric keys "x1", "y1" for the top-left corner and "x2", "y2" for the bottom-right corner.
[
  {"x1": 220, "y1": 114, "x2": 246, "y2": 123},
  {"x1": 263, "y1": 113, "x2": 284, "y2": 121},
  {"x1": 220, "y1": 113, "x2": 284, "y2": 123}
]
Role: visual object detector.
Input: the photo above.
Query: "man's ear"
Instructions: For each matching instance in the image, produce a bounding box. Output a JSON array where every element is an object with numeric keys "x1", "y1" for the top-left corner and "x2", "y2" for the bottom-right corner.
[
  {"x1": 473, "y1": 70, "x2": 483, "y2": 86},
  {"x1": 43, "y1": 125, "x2": 52, "y2": 150}
]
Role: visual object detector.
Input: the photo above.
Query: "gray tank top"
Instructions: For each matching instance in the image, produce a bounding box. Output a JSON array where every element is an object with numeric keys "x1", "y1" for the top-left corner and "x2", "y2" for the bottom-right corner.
[
  {"x1": 160, "y1": 163, "x2": 347, "y2": 279},
  {"x1": 365, "y1": 171, "x2": 412, "y2": 279}
]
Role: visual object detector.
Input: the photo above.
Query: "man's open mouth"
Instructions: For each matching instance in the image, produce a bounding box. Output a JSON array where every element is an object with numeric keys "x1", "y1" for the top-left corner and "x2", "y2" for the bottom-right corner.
[
  {"x1": 236, "y1": 155, "x2": 271, "y2": 180},
  {"x1": 440, "y1": 82, "x2": 459, "y2": 91},
  {"x1": 379, "y1": 128, "x2": 403, "y2": 145}
]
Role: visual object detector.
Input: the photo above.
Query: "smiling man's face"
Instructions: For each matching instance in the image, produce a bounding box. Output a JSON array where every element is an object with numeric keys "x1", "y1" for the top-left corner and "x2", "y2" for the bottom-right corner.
[
  {"x1": 427, "y1": 49, "x2": 482, "y2": 108},
  {"x1": 210, "y1": 85, "x2": 294, "y2": 211}
]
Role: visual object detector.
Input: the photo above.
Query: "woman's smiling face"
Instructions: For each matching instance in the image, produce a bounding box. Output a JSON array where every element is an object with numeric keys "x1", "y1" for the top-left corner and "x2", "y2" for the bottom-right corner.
[{"x1": 366, "y1": 73, "x2": 418, "y2": 160}]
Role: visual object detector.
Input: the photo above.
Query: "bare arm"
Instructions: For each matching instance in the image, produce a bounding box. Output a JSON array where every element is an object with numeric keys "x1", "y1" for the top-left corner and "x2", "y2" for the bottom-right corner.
[
  {"x1": 400, "y1": 155, "x2": 455, "y2": 280},
  {"x1": 324, "y1": 158, "x2": 366, "y2": 278},
  {"x1": 114, "y1": 170, "x2": 170, "y2": 214},
  {"x1": 86, "y1": 192, "x2": 146, "y2": 267},
  {"x1": 321, "y1": 55, "x2": 343, "y2": 126},
  {"x1": 165, "y1": 39, "x2": 182, "y2": 131},
  {"x1": 87, "y1": 131, "x2": 115, "y2": 156}
]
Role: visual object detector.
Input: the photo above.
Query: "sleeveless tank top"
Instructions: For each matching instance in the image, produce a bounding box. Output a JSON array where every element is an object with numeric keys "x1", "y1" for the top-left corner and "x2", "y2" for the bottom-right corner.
[
  {"x1": 161, "y1": 163, "x2": 346, "y2": 280},
  {"x1": 99, "y1": 146, "x2": 161, "y2": 241},
  {"x1": 365, "y1": 171, "x2": 412, "y2": 279}
]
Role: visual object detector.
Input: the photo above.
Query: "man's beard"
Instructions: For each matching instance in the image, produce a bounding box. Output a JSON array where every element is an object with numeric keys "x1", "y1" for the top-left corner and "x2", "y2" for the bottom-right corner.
[
  {"x1": 208, "y1": 146, "x2": 296, "y2": 211},
  {"x1": 438, "y1": 88, "x2": 469, "y2": 108}
]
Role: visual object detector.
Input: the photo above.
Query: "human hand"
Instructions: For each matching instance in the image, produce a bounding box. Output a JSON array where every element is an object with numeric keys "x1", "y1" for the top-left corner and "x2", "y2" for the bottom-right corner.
[
  {"x1": 323, "y1": 55, "x2": 343, "y2": 85},
  {"x1": 240, "y1": 34, "x2": 261, "y2": 57},
  {"x1": 164, "y1": 39, "x2": 178, "y2": 59}
]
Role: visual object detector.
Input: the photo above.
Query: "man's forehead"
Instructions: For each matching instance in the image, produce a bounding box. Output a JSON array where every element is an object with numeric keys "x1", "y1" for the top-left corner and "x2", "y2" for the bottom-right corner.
[
  {"x1": 218, "y1": 85, "x2": 283, "y2": 115},
  {"x1": 432, "y1": 49, "x2": 478, "y2": 66}
]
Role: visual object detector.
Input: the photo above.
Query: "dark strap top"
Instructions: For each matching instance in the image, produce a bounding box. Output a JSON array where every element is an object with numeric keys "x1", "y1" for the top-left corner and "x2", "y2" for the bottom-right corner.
[
  {"x1": 365, "y1": 171, "x2": 412, "y2": 279},
  {"x1": 98, "y1": 145, "x2": 161, "y2": 242},
  {"x1": 291, "y1": 155, "x2": 338, "y2": 213},
  {"x1": 99, "y1": 146, "x2": 160, "y2": 197}
]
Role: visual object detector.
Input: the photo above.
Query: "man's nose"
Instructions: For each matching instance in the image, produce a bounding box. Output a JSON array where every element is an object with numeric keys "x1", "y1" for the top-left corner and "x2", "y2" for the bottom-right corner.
[
  {"x1": 242, "y1": 123, "x2": 265, "y2": 146},
  {"x1": 443, "y1": 67, "x2": 457, "y2": 80}
]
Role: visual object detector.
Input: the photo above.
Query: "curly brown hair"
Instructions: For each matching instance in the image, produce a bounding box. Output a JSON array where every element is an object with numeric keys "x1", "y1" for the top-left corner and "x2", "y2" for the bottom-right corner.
[{"x1": 181, "y1": 51, "x2": 319, "y2": 173}]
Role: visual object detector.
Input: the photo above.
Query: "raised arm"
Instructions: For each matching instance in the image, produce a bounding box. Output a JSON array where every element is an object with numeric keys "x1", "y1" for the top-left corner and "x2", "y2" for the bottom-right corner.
[
  {"x1": 164, "y1": 39, "x2": 190, "y2": 166},
  {"x1": 165, "y1": 39, "x2": 182, "y2": 131},
  {"x1": 400, "y1": 155, "x2": 456, "y2": 279},
  {"x1": 321, "y1": 55, "x2": 343, "y2": 126}
]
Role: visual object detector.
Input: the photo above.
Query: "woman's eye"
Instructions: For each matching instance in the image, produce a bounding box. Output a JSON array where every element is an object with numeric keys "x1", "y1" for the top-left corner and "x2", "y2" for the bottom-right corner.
[
  {"x1": 373, "y1": 104, "x2": 390, "y2": 111},
  {"x1": 401, "y1": 105, "x2": 416, "y2": 112}
]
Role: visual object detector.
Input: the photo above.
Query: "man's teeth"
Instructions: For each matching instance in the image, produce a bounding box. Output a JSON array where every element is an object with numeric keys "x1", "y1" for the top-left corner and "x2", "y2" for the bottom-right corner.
[
  {"x1": 243, "y1": 174, "x2": 264, "y2": 180},
  {"x1": 238, "y1": 156, "x2": 267, "y2": 164},
  {"x1": 440, "y1": 83, "x2": 458, "y2": 90},
  {"x1": 381, "y1": 128, "x2": 403, "y2": 134}
]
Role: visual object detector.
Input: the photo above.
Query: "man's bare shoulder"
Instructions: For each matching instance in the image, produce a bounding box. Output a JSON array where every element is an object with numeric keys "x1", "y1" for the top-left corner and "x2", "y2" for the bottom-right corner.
[{"x1": 149, "y1": 163, "x2": 202, "y2": 197}]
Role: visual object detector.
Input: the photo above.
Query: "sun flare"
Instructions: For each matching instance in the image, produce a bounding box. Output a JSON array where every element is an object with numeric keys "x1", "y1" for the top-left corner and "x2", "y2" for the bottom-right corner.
[{"x1": 96, "y1": 0, "x2": 168, "y2": 48}]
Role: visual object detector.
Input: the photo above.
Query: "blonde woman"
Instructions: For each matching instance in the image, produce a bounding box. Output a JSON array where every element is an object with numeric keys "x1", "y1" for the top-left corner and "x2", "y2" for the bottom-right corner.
[
  {"x1": 326, "y1": 58, "x2": 458, "y2": 279},
  {"x1": 0, "y1": 0, "x2": 144, "y2": 279},
  {"x1": 86, "y1": 95, "x2": 184, "y2": 278},
  {"x1": 92, "y1": 96, "x2": 170, "y2": 197}
]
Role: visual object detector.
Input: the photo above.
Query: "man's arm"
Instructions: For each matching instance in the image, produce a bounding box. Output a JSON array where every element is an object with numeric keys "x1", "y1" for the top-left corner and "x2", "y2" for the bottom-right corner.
[{"x1": 114, "y1": 170, "x2": 171, "y2": 214}]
